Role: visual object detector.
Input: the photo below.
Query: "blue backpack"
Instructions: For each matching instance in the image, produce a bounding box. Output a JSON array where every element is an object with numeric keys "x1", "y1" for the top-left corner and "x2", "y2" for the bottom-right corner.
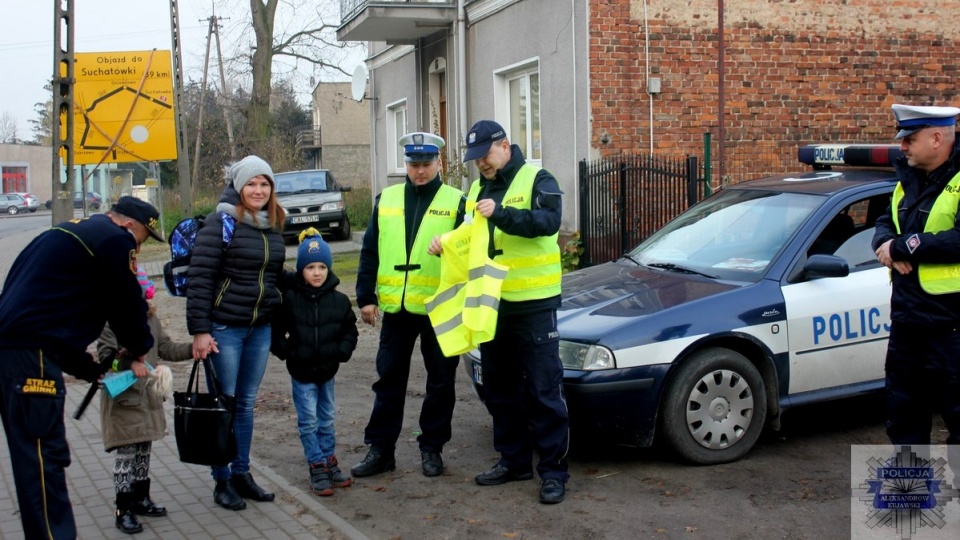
[{"x1": 162, "y1": 212, "x2": 235, "y2": 297}]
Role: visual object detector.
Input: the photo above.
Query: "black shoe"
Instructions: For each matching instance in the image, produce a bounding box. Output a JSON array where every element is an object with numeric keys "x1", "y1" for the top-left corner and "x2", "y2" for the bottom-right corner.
[
  {"x1": 231, "y1": 472, "x2": 275, "y2": 502},
  {"x1": 130, "y1": 479, "x2": 167, "y2": 517},
  {"x1": 421, "y1": 451, "x2": 444, "y2": 477},
  {"x1": 539, "y1": 478, "x2": 566, "y2": 504},
  {"x1": 115, "y1": 508, "x2": 143, "y2": 534},
  {"x1": 351, "y1": 447, "x2": 396, "y2": 478},
  {"x1": 474, "y1": 464, "x2": 534, "y2": 486},
  {"x1": 214, "y1": 479, "x2": 246, "y2": 511}
]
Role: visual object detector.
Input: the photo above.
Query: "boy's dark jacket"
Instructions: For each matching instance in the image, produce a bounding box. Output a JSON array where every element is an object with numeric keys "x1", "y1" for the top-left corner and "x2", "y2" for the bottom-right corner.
[{"x1": 271, "y1": 270, "x2": 359, "y2": 385}]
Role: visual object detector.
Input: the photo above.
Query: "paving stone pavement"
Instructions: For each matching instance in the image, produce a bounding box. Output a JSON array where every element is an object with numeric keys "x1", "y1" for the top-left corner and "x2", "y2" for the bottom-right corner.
[{"x1": 0, "y1": 216, "x2": 369, "y2": 539}]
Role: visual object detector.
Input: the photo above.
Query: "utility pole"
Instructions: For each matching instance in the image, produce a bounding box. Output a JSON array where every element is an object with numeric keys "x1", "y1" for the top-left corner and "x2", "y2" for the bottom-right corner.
[
  {"x1": 51, "y1": 0, "x2": 75, "y2": 225},
  {"x1": 169, "y1": 0, "x2": 193, "y2": 214},
  {"x1": 213, "y1": 16, "x2": 237, "y2": 159},
  {"x1": 191, "y1": 16, "x2": 216, "y2": 193}
]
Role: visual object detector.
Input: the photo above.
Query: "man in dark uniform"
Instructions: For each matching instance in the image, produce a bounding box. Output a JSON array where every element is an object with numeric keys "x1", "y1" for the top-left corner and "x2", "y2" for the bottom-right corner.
[
  {"x1": 458, "y1": 120, "x2": 570, "y2": 504},
  {"x1": 0, "y1": 196, "x2": 161, "y2": 539},
  {"x1": 351, "y1": 132, "x2": 466, "y2": 479},
  {"x1": 873, "y1": 104, "x2": 960, "y2": 470}
]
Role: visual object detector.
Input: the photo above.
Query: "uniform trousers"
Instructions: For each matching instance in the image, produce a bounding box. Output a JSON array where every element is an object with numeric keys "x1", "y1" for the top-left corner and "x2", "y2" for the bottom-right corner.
[
  {"x1": 363, "y1": 309, "x2": 459, "y2": 453},
  {"x1": 0, "y1": 349, "x2": 76, "y2": 539},
  {"x1": 480, "y1": 310, "x2": 570, "y2": 482}
]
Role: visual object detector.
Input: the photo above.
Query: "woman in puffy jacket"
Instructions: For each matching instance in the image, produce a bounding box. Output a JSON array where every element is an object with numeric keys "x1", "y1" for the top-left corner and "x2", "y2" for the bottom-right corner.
[{"x1": 186, "y1": 155, "x2": 287, "y2": 511}]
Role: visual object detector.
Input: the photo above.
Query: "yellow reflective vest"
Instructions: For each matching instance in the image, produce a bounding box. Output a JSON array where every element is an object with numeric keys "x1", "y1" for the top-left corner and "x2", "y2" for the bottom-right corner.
[
  {"x1": 891, "y1": 169, "x2": 960, "y2": 294},
  {"x1": 466, "y1": 164, "x2": 562, "y2": 301},
  {"x1": 424, "y1": 213, "x2": 509, "y2": 356},
  {"x1": 376, "y1": 183, "x2": 463, "y2": 314}
]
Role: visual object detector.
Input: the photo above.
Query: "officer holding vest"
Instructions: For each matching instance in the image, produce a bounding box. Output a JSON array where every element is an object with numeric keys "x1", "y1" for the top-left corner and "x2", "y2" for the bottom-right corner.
[
  {"x1": 873, "y1": 104, "x2": 960, "y2": 457},
  {"x1": 455, "y1": 120, "x2": 570, "y2": 504},
  {"x1": 352, "y1": 131, "x2": 466, "y2": 480}
]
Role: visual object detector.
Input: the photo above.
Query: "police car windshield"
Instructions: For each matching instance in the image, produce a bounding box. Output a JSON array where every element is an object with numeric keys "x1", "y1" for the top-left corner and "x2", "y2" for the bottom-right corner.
[
  {"x1": 273, "y1": 172, "x2": 330, "y2": 194},
  {"x1": 629, "y1": 189, "x2": 822, "y2": 283}
]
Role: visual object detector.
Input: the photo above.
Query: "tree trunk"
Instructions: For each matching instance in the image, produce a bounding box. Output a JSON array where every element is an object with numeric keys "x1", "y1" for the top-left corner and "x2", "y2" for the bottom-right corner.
[{"x1": 247, "y1": 0, "x2": 279, "y2": 141}]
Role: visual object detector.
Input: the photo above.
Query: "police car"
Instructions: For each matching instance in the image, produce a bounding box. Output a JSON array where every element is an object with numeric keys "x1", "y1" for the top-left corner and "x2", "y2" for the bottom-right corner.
[{"x1": 464, "y1": 144, "x2": 902, "y2": 465}]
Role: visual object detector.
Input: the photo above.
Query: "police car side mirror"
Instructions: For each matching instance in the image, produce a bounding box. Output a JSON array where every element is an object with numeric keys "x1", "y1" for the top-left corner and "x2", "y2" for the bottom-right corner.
[{"x1": 803, "y1": 254, "x2": 849, "y2": 279}]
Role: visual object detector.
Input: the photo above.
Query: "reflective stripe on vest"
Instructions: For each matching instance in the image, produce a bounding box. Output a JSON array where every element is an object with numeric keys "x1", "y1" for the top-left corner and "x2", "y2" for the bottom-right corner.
[
  {"x1": 891, "y1": 169, "x2": 960, "y2": 294},
  {"x1": 377, "y1": 183, "x2": 463, "y2": 313},
  {"x1": 424, "y1": 213, "x2": 508, "y2": 356},
  {"x1": 467, "y1": 164, "x2": 561, "y2": 301}
]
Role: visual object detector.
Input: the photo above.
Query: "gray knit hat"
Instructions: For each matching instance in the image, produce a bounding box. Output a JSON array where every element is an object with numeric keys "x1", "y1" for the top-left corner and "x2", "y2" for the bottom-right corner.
[{"x1": 229, "y1": 155, "x2": 274, "y2": 192}]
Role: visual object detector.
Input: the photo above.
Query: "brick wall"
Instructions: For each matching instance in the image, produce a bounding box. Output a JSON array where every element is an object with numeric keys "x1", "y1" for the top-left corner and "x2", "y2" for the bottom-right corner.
[{"x1": 592, "y1": 0, "x2": 960, "y2": 182}]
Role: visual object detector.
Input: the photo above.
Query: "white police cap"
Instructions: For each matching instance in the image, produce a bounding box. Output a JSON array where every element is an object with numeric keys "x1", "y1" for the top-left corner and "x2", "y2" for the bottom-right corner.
[
  {"x1": 398, "y1": 132, "x2": 445, "y2": 162},
  {"x1": 892, "y1": 104, "x2": 960, "y2": 139}
]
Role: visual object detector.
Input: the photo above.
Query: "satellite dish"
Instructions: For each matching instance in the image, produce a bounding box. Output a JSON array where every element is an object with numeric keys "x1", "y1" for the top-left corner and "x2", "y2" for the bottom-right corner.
[{"x1": 351, "y1": 64, "x2": 368, "y2": 102}]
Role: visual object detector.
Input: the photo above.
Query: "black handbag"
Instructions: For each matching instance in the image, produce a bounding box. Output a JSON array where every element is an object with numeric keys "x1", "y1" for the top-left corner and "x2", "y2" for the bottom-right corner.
[{"x1": 173, "y1": 357, "x2": 237, "y2": 466}]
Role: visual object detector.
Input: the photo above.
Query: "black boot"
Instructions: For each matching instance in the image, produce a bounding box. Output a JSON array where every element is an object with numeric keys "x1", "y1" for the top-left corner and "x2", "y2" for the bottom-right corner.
[
  {"x1": 130, "y1": 479, "x2": 167, "y2": 517},
  {"x1": 350, "y1": 446, "x2": 396, "y2": 477},
  {"x1": 214, "y1": 479, "x2": 246, "y2": 511},
  {"x1": 115, "y1": 491, "x2": 143, "y2": 534},
  {"x1": 231, "y1": 472, "x2": 275, "y2": 502}
]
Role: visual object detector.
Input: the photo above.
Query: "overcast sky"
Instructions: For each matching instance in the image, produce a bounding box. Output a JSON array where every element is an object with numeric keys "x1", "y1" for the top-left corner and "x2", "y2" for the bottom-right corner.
[{"x1": 2, "y1": 1, "x2": 360, "y2": 140}]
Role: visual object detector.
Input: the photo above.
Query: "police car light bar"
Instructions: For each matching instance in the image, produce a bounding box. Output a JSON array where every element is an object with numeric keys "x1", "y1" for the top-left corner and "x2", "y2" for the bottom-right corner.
[{"x1": 798, "y1": 144, "x2": 903, "y2": 167}]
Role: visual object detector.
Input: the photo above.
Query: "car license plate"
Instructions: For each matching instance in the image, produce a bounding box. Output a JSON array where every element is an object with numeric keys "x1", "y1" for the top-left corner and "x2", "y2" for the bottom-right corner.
[
  {"x1": 291, "y1": 215, "x2": 319, "y2": 224},
  {"x1": 472, "y1": 362, "x2": 483, "y2": 385}
]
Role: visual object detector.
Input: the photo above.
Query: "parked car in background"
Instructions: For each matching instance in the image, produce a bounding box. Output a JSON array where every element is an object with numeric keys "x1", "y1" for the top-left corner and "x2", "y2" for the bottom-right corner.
[
  {"x1": 15, "y1": 193, "x2": 40, "y2": 212},
  {"x1": 0, "y1": 193, "x2": 32, "y2": 215},
  {"x1": 463, "y1": 144, "x2": 901, "y2": 465},
  {"x1": 273, "y1": 169, "x2": 352, "y2": 241},
  {"x1": 47, "y1": 191, "x2": 104, "y2": 210}
]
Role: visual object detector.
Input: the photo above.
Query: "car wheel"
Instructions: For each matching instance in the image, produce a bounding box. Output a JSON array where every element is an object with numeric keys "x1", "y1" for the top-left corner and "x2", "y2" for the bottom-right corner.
[
  {"x1": 334, "y1": 217, "x2": 351, "y2": 241},
  {"x1": 660, "y1": 347, "x2": 767, "y2": 465},
  {"x1": 89, "y1": 202, "x2": 101, "y2": 211},
  {"x1": 8, "y1": 206, "x2": 19, "y2": 215}
]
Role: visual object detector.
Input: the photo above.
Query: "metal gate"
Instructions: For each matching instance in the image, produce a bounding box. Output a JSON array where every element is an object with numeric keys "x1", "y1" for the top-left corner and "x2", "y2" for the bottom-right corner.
[{"x1": 578, "y1": 153, "x2": 704, "y2": 267}]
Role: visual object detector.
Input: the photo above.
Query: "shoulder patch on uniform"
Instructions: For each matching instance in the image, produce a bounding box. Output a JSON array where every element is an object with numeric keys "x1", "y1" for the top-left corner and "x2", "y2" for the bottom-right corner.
[
  {"x1": 906, "y1": 233, "x2": 921, "y2": 254},
  {"x1": 129, "y1": 249, "x2": 138, "y2": 274}
]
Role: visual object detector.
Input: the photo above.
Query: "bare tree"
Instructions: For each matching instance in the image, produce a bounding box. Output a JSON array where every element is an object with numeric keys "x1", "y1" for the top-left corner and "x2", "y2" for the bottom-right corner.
[
  {"x1": 0, "y1": 112, "x2": 19, "y2": 144},
  {"x1": 243, "y1": 0, "x2": 359, "y2": 140},
  {"x1": 28, "y1": 85, "x2": 54, "y2": 145}
]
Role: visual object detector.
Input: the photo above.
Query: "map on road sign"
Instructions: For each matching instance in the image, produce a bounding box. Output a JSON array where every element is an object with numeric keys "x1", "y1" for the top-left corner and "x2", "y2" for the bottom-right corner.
[{"x1": 66, "y1": 50, "x2": 177, "y2": 165}]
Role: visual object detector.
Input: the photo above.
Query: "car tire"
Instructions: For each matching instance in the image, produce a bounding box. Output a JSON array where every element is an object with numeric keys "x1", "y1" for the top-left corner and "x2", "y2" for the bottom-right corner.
[
  {"x1": 334, "y1": 217, "x2": 351, "y2": 241},
  {"x1": 89, "y1": 202, "x2": 101, "y2": 211},
  {"x1": 8, "y1": 206, "x2": 19, "y2": 215},
  {"x1": 660, "y1": 348, "x2": 767, "y2": 465}
]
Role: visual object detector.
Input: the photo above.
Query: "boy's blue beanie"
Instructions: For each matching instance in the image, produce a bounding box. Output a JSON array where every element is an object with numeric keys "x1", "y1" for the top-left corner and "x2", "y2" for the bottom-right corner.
[{"x1": 297, "y1": 228, "x2": 332, "y2": 273}]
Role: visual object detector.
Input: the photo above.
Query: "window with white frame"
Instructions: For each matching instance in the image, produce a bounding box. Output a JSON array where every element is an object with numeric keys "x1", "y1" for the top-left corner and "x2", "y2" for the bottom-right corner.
[
  {"x1": 495, "y1": 61, "x2": 541, "y2": 162},
  {"x1": 386, "y1": 100, "x2": 407, "y2": 173}
]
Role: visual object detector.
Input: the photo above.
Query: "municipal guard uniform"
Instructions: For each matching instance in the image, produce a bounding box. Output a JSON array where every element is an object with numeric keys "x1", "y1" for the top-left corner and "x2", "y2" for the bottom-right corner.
[
  {"x1": 0, "y1": 205, "x2": 156, "y2": 539},
  {"x1": 462, "y1": 120, "x2": 570, "y2": 504},
  {"x1": 872, "y1": 104, "x2": 960, "y2": 451},
  {"x1": 353, "y1": 132, "x2": 466, "y2": 478}
]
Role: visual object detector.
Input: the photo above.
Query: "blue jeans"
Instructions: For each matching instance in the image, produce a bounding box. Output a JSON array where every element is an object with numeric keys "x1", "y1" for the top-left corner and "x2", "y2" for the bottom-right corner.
[
  {"x1": 207, "y1": 323, "x2": 272, "y2": 481},
  {"x1": 291, "y1": 376, "x2": 336, "y2": 465}
]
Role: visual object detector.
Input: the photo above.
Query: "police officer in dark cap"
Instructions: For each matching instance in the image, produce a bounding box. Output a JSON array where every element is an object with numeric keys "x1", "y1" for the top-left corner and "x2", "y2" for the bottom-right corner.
[
  {"x1": 873, "y1": 104, "x2": 960, "y2": 465},
  {"x1": 0, "y1": 196, "x2": 161, "y2": 538}
]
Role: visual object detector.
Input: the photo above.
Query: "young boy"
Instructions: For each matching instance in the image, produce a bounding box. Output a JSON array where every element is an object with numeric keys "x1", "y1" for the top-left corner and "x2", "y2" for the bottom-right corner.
[
  {"x1": 98, "y1": 266, "x2": 194, "y2": 534},
  {"x1": 271, "y1": 228, "x2": 359, "y2": 496}
]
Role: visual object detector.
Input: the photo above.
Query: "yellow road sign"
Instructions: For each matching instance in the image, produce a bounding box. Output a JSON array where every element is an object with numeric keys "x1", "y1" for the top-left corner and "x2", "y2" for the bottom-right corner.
[{"x1": 65, "y1": 50, "x2": 177, "y2": 165}]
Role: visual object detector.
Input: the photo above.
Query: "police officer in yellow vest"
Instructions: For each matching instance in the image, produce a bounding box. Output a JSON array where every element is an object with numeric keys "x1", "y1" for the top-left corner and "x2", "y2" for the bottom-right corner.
[
  {"x1": 351, "y1": 132, "x2": 466, "y2": 479},
  {"x1": 447, "y1": 120, "x2": 570, "y2": 504},
  {"x1": 873, "y1": 104, "x2": 960, "y2": 460}
]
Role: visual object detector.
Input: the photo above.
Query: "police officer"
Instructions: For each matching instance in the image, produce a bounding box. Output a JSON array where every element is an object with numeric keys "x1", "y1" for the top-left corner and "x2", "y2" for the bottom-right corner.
[
  {"x1": 455, "y1": 120, "x2": 569, "y2": 504},
  {"x1": 352, "y1": 132, "x2": 466, "y2": 479},
  {"x1": 0, "y1": 196, "x2": 161, "y2": 539},
  {"x1": 873, "y1": 104, "x2": 960, "y2": 461}
]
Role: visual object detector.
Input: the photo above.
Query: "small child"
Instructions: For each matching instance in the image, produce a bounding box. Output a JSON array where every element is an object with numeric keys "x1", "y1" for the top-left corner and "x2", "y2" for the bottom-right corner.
[
  {"x1": 97, "y1": 267, "x2": 193, "y2": 534},
  {"x1": 271, "y1": 228, "x2": 359, "y2": 496}
]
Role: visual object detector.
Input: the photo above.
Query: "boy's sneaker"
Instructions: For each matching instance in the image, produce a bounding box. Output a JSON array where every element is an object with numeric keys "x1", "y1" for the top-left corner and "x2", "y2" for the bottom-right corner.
[
  {"x1": 326, "y1": 455, "x2": 354, "y2": 488},
  {"x1": 309, "y1": 463, "x2": 334, "y2": 496}
]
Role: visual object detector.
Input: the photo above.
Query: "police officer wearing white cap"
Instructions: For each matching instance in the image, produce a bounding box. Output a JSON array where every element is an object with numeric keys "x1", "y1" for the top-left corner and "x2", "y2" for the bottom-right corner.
[
  {"x1": 352, "y1": 132, "x2": 466, "y2": 479},
  {"x1": 873, "y1": 104, "x2": 960, "y2": 458}
]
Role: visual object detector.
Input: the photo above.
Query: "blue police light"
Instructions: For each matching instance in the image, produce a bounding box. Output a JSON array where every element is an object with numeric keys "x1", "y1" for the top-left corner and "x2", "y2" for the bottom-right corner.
[{"x1": 798, "y1": 144, "x2": 902, "y2": 167}]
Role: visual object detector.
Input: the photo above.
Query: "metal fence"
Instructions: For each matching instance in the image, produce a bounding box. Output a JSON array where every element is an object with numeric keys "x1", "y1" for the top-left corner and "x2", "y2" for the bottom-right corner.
[{"x1": 578, "y1": 153, "x2": 705, "y2": 267}]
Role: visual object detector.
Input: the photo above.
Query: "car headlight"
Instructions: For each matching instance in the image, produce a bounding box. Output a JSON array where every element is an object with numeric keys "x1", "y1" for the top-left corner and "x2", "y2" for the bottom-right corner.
[
  {"x1": 321, "y1": 201, "x2": 344, "y2": 211},
  {"x1": 558, "y1": 341, "x2": 616, "y2": 370}
]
